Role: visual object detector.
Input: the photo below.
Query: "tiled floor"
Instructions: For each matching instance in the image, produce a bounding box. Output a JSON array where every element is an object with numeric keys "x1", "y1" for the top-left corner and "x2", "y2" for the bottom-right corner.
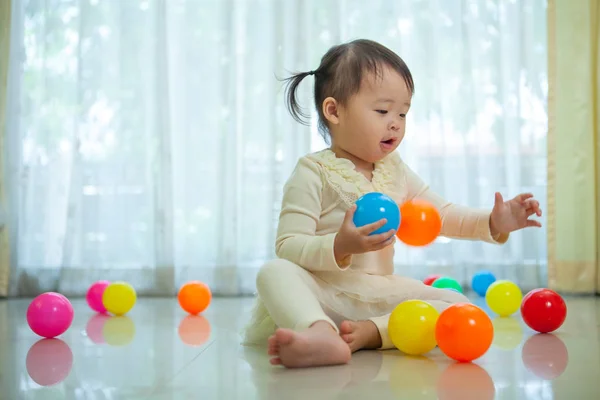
[{"x1": 0, "y1": 295, "x2": 599, "y2": 399}]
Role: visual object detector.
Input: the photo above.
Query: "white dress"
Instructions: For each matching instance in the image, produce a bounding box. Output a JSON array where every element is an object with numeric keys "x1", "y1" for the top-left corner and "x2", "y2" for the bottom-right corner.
[{"x1": 242, "y1": 149, "x2": 507, "y2": 346}]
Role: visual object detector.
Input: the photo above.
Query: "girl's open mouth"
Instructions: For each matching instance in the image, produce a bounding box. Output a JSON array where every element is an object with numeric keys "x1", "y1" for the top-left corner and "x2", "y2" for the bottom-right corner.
[{"x1": 380, "y1": 138, "x2": 396, "y2": 150}]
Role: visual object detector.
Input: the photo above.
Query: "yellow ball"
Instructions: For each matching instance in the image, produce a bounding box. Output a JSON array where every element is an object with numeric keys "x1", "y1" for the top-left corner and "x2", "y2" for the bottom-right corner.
[
  {"x1": 485, "y1": 280, "x2": 522, "y2": 317},
  {"x1": 102, "y1": 281, "x2": 137, "y2": 316},
  {"x1": 388, "y1": 300, "x2": 440, "y2": 355}
]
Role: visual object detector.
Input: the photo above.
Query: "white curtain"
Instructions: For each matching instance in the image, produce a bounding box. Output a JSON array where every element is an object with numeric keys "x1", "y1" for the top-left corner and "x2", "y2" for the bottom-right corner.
[{"x1": 5, "y1": 0, "x2": 547, "y2": 297}]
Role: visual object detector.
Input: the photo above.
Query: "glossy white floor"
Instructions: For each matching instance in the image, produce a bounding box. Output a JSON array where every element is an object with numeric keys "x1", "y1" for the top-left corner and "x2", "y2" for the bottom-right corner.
[{"x1": 0, "y1": 295, "x2": 599, "y2": 400}]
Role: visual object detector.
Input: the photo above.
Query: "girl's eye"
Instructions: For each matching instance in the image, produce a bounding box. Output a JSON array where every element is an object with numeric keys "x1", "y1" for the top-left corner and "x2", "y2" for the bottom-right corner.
[
  {"x1": 375, "y1": 110, "x2": 388, "y2": 114},
  {"x1": 399, "y1": 114, "x2": 406, "y2": 118}
]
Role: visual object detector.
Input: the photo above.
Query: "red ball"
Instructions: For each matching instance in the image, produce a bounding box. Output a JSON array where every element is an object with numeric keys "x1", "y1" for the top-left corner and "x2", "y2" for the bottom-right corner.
[
  {"x1": 423, "y1": 274, "x2": 442, "y2": 286},
  {"x1": 520, "y1": 288, "x2": 567, "y2": 333}
]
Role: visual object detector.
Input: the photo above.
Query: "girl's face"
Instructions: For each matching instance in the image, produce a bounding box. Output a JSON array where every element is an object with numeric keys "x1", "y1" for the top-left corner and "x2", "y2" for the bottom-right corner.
[{"x1": 324, "y1": 65, "x2": 412, "y2": 168}]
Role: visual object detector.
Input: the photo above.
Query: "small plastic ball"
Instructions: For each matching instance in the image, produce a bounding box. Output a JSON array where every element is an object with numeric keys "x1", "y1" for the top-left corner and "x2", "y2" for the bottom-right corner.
[
  {"x1": 86, "y1": 280, "x2": 110, "y2": 313},
  {"x1": 435, "y1": 303, "x2": 493, "y2": 362},
  {"x1": 471, "y1": 270, "x2": 496, "y2": 297},
  {"x1": 423, "y1": 274, "x2": 442, "y2": 286},
  {"x1": 178, "y1": 281, "x2": 212, "y2": 315},
  {"x1": 396, "y1": 200, "x2": 442, "y2": 246},
  {"x1": 26, "y1": 292, "x2": 74, "y2": 338},
  {"x1": 432, "y1": 277, "x2": 463, "y2": 293},
  {"x1": 485, "y1": 280, "x2": 522, "y2": 317},
  {"x1": 102, "y1": 281, "x2": 137, "y2": 316},
  {"x1": 388, "y1": 300, "x2": 439, "y2": 355},
  {"x1": 521, "y1": 288, "x2": 567, "y2": 333},
  {"x1": 353, "y1": 192, "x2": 401, "y2": 235}
]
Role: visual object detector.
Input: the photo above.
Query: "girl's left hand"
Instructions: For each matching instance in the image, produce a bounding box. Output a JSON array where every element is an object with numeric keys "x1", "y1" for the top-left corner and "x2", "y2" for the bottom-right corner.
[{"x1": 490, "y1": 192, "x2": 542, "y2": 235}]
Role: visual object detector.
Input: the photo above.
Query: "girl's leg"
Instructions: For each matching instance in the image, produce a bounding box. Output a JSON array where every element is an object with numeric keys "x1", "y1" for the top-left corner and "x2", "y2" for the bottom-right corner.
[
  {"x1": 256, "y1": 259, "x2": 351, "y2": 368},
  {"x1": 341, "y1": 281, "x2": 470, "y2": 351}
]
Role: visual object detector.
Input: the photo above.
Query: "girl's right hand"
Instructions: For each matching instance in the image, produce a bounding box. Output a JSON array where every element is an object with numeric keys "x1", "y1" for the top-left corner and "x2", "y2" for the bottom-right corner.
[{"x1": 333, "y1": 204, "x2": 397, "y2": 262}]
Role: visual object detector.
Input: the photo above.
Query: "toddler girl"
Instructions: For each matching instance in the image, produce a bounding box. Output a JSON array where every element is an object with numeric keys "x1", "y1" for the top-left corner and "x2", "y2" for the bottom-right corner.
[{"x1": 242, "y1": 39, "x2": 542, "y2": 368}]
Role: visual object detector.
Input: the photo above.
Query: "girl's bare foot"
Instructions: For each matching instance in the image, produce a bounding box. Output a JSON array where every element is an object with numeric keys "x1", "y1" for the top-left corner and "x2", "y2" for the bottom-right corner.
[
  {"x1": 267, "y1": 321, "x2": 351, "y2": 368},
  {"x1": 340, "y1": 320, "x2": 382, "y2": 352}
]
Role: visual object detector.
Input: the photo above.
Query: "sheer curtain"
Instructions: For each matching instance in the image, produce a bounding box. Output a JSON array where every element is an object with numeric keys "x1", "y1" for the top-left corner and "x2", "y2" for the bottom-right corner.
[
  {"x1": 5, "y1": 0, "x2": 547, "y2": 297},
  {"x1": 0, "y1": 0, "x2": 11, "y2": 297}
]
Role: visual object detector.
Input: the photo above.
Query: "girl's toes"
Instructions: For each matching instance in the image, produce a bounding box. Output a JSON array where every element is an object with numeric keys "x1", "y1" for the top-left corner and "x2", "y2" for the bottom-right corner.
[{"x1": 270, "y1": 357, "x2": 282, "y2": 365}]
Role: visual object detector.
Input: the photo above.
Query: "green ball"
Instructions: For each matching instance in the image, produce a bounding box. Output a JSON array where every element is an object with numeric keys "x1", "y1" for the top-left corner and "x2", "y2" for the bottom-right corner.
[{"x1": 432, "y1": 277, "x2": 463, "y2": 293}]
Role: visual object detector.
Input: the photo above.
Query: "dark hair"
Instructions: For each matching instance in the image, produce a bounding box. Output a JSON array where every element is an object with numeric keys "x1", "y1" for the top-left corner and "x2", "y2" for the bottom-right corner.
[{"x1": 283, "y1": 39, "x2": 414, "y2": 143}]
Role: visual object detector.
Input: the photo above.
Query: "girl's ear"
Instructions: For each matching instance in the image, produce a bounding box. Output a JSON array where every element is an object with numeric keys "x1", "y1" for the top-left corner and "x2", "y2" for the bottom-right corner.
[{"x1": 322, "y1": 97, "x2": 340, "y2": 125}]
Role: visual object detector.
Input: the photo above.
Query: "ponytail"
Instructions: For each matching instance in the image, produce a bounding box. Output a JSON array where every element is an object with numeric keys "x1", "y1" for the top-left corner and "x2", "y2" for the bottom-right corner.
[{"x1": 282, "y1": 70, "x2": 316, "y2": 126}]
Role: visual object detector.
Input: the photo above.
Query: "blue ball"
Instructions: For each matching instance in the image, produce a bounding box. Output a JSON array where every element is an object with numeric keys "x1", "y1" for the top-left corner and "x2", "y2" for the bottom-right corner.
[
  {"x1": 471, "y1": 270, "x2": 497, "y2": 297},
  {"x1": 353, "y1": 192, "x2": 400, "y2": 235}
]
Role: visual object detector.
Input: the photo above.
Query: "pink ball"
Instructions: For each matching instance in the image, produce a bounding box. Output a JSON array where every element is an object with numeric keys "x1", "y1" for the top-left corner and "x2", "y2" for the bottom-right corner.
[
  {"x1": 27, "y1": 292, "x2": 74, "y2": 338},
  {"x1": 86, "y1": 280, "x2": 110, "y2": 313}
]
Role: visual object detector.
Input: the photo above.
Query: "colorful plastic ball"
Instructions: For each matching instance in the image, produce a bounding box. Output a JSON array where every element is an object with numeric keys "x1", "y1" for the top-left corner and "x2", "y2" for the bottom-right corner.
[
  {"x1": 26, "y1": 292, "x2": 74, "y2": 338},
  {"x1": 485, "y1": 280, "x2": 522, "y2": 317},
  {"x1": 178, "y1": 281, "x2": 212, "y2": 315},
  {"x1": 432, "y1": 277, "x2": 463, "y2": 293},
  {"x1": 396, "y1": 200, "x2": 442, "y2": 246},
  {"x1": 435, "y1": 303, "x2": 493, "y2": 362},
  {"x1": 471, "y1": 271, "x2": 496, "y2": 297},
  {"x1": 388, "y1": 300, "x2": 440, "y2": 355},
  {"x1": 423, "y1": 274, "x2": 442, "y2": 286},
  {"x1": 102, "y1": 281, "x2": 137, "y2": 316},
  {"x1": 353, "y1": 192, "x2": 401, "y2": 235},
  {"x1": 521, "y1": 288, "x2": 567, "y2": 333},
  {"x1": 86, "y1": 280, "x2": 110, "y2": 313}
]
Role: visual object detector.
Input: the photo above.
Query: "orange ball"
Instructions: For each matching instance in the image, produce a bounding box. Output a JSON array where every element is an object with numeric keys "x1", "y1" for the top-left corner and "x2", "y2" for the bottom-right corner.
[
  {"x1": 178, "y1": 281, "x2": 212, "y2": 315},
  {"x1": 435, "y1": 303, "x2": 493, "y2": 362},
  {"x1": 396, "y1": 200, "x2": 442, "y2": 246}
]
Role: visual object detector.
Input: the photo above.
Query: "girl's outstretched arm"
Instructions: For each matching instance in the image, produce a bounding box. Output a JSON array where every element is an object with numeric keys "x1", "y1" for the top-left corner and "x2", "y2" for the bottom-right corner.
[{"x1": 401, "y1": 162, "x2": 510, "y2": 244}]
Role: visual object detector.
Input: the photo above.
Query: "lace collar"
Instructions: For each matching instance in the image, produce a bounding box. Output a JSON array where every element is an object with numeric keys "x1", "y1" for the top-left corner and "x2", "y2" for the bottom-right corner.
[{"x1": 307, "y1": 148, "x2": 400, "y2": 205}]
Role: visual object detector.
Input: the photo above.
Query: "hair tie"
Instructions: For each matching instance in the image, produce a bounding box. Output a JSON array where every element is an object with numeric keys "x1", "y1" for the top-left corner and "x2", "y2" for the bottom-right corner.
[{"x1": 308, "y1": 70, "x2": 316, "y2": 76}]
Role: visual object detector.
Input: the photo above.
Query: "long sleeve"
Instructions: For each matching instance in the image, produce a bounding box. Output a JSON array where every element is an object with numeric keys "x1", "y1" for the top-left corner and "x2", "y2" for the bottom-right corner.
[
  {"x1": 275, "y1": 157, "x2": 352, "y2": 272},
  {"x1": 402, "y1": 162, "x2": 509, "y2": 244}
]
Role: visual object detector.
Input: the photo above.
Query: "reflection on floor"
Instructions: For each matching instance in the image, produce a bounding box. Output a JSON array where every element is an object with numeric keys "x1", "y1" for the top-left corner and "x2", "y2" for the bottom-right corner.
[{"x1": 0, "y1": 296, "x2": 599, "y2": 399}]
